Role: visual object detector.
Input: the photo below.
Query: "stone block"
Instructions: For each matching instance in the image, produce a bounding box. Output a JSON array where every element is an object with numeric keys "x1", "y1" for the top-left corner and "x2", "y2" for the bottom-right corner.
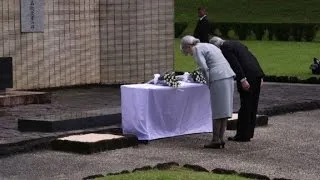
[
  {"x1": 0, "y1": 90, "x2": 51, "y2": 107},
  {"x1": 51, "y1": 133, "x2": 138, "y2": 154},
  {"x1": 18, "y1": 112, "x2": 121, "y2": 132},
  {"x1": 227, "y1": 113, "x2": 268, "y2": 130}
]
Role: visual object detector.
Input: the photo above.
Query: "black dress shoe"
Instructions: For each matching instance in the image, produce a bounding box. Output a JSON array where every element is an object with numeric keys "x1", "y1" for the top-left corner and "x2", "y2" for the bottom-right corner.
[
  {"x1": 221, "y1": 142, "x2": 225, "y2": 148},
  {"x1": 204, "y1": 142, "x2": 224, "y2": 149},
  {"x1": 228, "y1": 136, "x2": 250, "y2": 142}
]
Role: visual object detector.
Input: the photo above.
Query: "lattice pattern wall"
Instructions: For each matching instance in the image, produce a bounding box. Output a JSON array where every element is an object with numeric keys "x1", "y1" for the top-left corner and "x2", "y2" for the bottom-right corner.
[
  {"x1": 99, "y1": 0, "x2": 174, "y2": 84},
  {"x1": 0, "y1": 0, "x2": 100, "y2": 89},
  {"x1": 0, "y1": 0, "x2": 174, "y2": 89}
]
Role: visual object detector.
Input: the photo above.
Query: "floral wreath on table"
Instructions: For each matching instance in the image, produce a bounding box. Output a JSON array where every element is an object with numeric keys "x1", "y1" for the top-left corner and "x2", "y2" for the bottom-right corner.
[
  {"x1": 190, "y1": 69, "x2": 207, "y2": 84},
  {"x1": 149, "y1": 71, "x2": 181, "y2": 88},
  {"x1": 159, "y1": 71, "x2": 181, "y2": 88}
]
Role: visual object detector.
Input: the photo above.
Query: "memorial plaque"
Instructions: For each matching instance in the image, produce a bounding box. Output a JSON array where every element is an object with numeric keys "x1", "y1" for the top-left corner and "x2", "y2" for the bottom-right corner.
[
  {"x1": 21, "y1": 0, "x2": 45, "y2": 32},
  {"x1": 0, "y1": 57, "x2": 13, "y2": 89}
]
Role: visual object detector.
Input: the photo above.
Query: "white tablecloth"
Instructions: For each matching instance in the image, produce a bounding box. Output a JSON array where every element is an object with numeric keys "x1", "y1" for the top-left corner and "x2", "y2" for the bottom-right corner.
[{"x1": 121, "y1": 82, "x2": 212, "y2": 140}]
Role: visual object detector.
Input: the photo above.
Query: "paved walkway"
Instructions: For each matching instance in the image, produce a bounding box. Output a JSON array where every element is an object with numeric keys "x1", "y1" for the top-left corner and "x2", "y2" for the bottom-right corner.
[
  {"x1": 0, "y1": 82, "x2": 320, "y2": 146},
  {"x1": 0, "y1": 109, "x2": 319, "y2": 180},
  {"x1": 0, "y1": 82, "x2": 320, "y2": 179}
]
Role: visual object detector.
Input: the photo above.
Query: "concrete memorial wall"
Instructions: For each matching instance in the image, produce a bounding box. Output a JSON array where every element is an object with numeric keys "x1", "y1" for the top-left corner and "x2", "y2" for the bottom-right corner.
[{"x1": 0, "y1": 0, "x2": 174, "y2": 89}]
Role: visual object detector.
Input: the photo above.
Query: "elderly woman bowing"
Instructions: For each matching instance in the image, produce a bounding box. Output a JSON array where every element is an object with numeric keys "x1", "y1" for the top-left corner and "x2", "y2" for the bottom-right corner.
[{"x1": 180, "y1": 35, "x2": 235, "y2": 149}]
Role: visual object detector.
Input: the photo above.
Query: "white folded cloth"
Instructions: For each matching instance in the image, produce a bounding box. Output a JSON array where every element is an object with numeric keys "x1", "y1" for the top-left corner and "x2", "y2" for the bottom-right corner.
[{"x1": 153, "y1": 74, "x2": 161, "y2": 84}]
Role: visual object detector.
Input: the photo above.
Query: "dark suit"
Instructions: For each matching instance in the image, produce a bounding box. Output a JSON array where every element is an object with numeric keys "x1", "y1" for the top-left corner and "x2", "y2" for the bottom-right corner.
[
  {"x1": 220, "y1": 40, "x2": 265, "y2": 140},
  {"x1": 194, "y1": 16, "x2": 210, "y2": 43}
]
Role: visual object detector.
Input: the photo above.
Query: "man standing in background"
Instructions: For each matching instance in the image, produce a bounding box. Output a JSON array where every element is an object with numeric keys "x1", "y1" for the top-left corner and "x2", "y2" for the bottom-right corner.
[{"x1": 194, "y1": 7, "x2": 210, "y2": 43}]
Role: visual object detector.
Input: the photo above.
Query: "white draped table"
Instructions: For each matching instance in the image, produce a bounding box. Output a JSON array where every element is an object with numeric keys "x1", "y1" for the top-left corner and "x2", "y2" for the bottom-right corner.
[{"x1": 121, "y1": 82, "x2": 212, "y2": 140}]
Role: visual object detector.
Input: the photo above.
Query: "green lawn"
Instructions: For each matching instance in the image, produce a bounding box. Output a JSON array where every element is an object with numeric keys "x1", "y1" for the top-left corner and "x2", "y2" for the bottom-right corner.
[
  {"x1": 97, "y1": 167, "x2": 248, "y2": 180},
  {"x1": 174, "y1": 39, "x2": 320, "y2": 79},
  {"x1": 175, "y1": 0, "x2": 320, "y2": 36}
]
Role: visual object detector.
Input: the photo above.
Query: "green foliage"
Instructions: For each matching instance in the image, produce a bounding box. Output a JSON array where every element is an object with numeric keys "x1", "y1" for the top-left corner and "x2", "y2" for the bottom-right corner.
[
  {"x1": 274, "y1": 24, "x2": 291, "y2": 41},
  {"x1": 251, "y1": 24, "x2": 266, "y2": 41},
  {"x1": 174, "y1": 39, "x2": 320, "y2": 80},
  {"x1": 98, "y1": 167, "x2": 248, "y2": 180},
  {"x1": 303, "y1": 24, "x2": 319, "y2": 41},
  {"x1": 292, "y1": 24, "x2": 304, "y2": 41},
  {"x1": 234, "y1": 23, "x2": 251, "y2": 40},
  {"x1": 175, "y1": 22, "x2": 189, "y2": 38},
  {"x1": 218, "y1": 23, "x2": 231, "y2": 39},
  {"x1": 175, "y1": 0, "x2": 320, "y2": 38},
  {"x1": 211, "y1": 23, "x2": 319, "y2": 41},
  {"x1": 174, "y1": 0, "x2": 320, "y2": 80}
]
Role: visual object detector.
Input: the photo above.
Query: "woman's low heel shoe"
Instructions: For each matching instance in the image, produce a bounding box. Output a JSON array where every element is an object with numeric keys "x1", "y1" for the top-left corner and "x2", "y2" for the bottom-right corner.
[{"x1": 204, "y1": 142, "x2": 224, "y2": 149}]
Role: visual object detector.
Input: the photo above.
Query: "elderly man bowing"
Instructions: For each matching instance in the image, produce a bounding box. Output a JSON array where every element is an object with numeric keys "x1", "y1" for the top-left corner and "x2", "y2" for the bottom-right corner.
[{"x1": 210, "y1": 36, "x2": 265, "y2": 142}]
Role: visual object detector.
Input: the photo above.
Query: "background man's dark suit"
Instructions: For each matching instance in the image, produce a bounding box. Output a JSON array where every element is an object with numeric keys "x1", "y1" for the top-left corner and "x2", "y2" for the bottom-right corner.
[
  {"x1": 194, "y1": 16, "x2": 210, "y2": 43},
  {"x1": 220, "y1": 40, "x2": 265, "y2": 141}
]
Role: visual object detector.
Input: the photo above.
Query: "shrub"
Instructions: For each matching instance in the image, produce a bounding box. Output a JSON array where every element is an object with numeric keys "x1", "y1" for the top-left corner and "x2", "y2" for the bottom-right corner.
[
  {"x1": 266, "y1": 23, "x2": 276, "y2": 40},
  {"x1": 216, "y1": 23, "x2": 232, "y2": 39},
  {"x1": 207, "y1": 22, "x2": 319, "y2": 41},
  {"x1": 292, "y1": 24, "x2": 304, "y2": 41},
  {"x1": 303, "y1": 24, "x2": 318, "y2": 41},
  {"x1": 252, "y1": 24, "x2": 266, "y2": 40},
  {"x1": 274, "y1": 24, "x2": 291, "y2": 41},
  {"x1": 174, "y1": 22, "x2": 188, "y2": 38},
  {"x1": 234, "y1": 23, "x2": 250, "y2": 40}
]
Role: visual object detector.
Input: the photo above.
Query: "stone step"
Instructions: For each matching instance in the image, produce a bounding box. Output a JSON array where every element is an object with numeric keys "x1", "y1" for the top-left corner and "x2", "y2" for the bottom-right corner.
[
  {"x1": 0, "y1": 90, "x2": 51, "y2": 107},
  {"x1": 18, "y1": 112, "x2": 121, "y2": 132},
  {"x1": 51, "y1": 133, "x2": 138, "y2": 154},
  {"x1": 18, "y1": 111, "x2": 267, "y2": 132},
  {"x1": 227, "y1": 113, "x2": 268, "y2": 130}
]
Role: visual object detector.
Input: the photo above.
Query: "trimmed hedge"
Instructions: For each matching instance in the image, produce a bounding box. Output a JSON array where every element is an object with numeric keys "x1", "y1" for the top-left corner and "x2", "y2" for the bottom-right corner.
[
  {"x1": 263, "y1": 75, "x2": 320, "y2": 84},
  {"x1": 175, "y1": 71, "x2": 320, "y2": 84},
  {"x1": 211, "y1": 23, "x2": 319, "y2": 41},
  {"x1": 175, "y1": 22, "x2": 189, "y2": 38}
]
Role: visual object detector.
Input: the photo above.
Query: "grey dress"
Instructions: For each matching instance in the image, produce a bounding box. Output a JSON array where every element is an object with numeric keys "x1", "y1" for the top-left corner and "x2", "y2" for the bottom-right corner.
[{"x1": 192, "y1": 43, "x2": 235, "y2": 119}]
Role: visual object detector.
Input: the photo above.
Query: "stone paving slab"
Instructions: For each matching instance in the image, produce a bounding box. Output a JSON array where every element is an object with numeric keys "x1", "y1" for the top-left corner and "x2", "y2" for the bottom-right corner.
[
  {"x1": 0, "y1": 83, "x2": 320, "y2": 152},
  {"x1": 0, "y1": 125, "x2": 122, "y2": 156},
  {"x1": 0, "y1": 90, "x2": 51, "y2": 107},
  {"x1": 51, "y1": 133, "x2": 138, "y2": 154}
]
